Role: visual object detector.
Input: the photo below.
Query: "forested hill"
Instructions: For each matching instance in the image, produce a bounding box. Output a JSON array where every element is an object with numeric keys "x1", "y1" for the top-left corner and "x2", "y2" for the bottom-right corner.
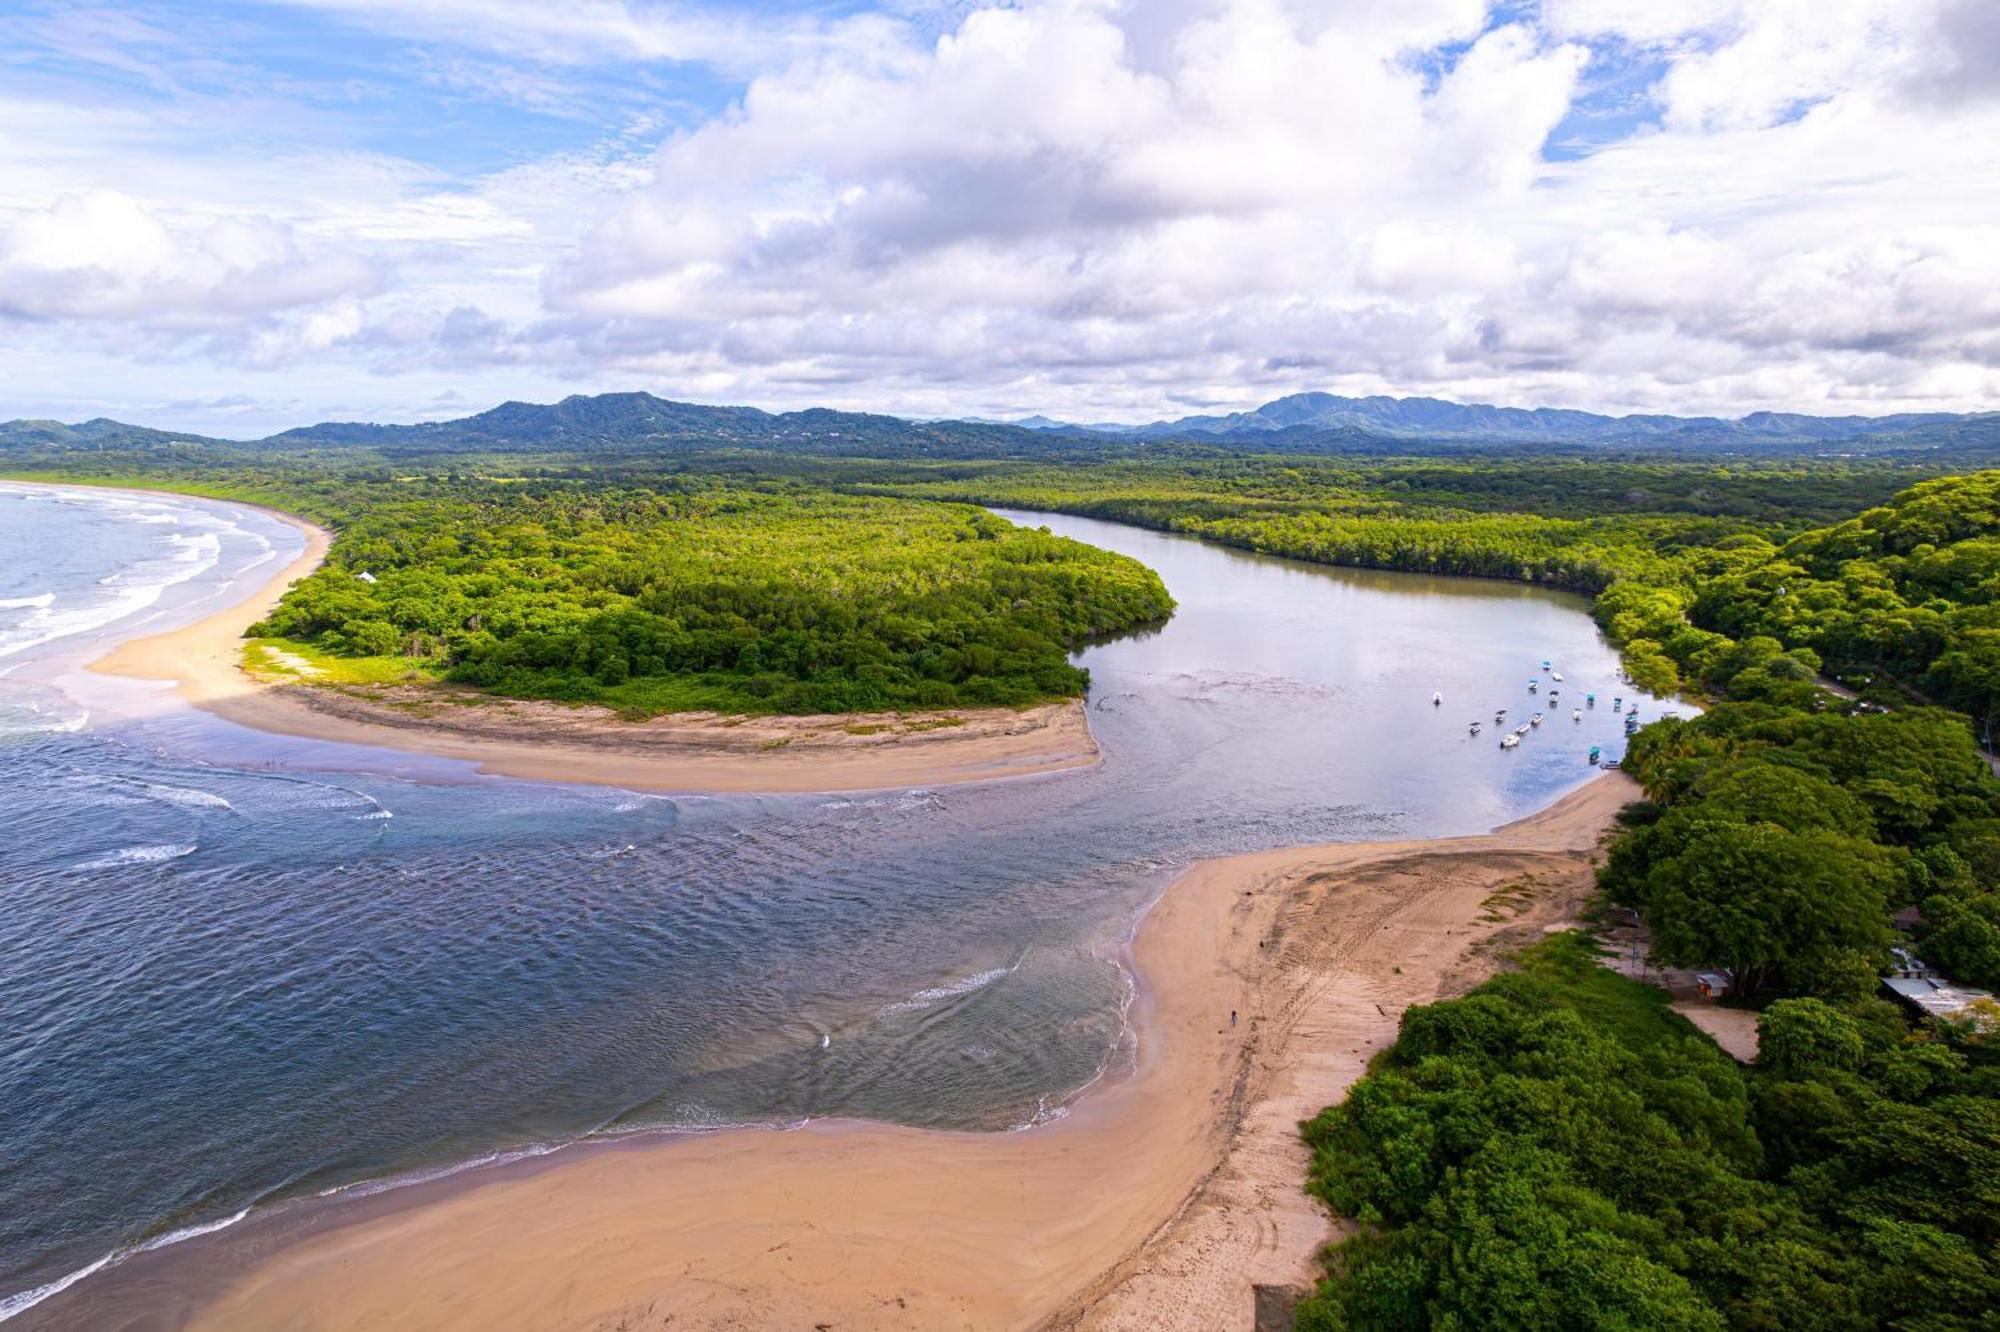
[
  {"x1": 0, "y1": 395, "x2": 1084, "y2": 463},
  {"x1": 6, "y1": 389, "x2": 2000, "y2": 463}
]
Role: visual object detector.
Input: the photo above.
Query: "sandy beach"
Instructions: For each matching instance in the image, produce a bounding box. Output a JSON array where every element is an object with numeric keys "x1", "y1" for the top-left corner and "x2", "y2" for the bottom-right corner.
[
  {"x1": 85, "y1": 493, "x2": 1099, "y2": 794},
  {"x1": 44, "y1": 771, "x2": 1637, "y2": 1332}
]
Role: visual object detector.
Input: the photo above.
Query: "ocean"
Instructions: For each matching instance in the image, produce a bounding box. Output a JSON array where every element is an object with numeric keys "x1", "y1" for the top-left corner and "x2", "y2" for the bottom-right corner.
[{"x1": 0, "y1": 484, "x2": 1670, "y2": 1322}]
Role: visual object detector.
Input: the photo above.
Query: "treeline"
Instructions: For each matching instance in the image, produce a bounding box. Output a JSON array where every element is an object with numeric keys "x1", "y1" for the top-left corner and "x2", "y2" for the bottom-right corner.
[
  {"x1": 1690, "y1": 472, "x2": 2000, "y2": 731},
  {"x1": 1609, "y1": 703, "x2": 2000, "y2": 996},
  {"x1": 854, "y1": 457, "x2": 1917, "y2": 614},
  {"x1": 246, "y1": 476, "x2": 1173, "y2": 714},
  {"x1": 1296, "y1": 934, "x2": 2000, "y2": 1330},
  {"x1": 1295, "y1": 471, "x2": 2000, "y2": 1328},
  {"x1": 859, "y1": 455, "x2": 1926, "y2": 526}
]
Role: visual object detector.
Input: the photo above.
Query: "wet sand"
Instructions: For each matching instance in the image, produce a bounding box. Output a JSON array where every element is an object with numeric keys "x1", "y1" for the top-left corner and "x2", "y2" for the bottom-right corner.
[
  {"x1": 46, "y1": 772, "x2": 1637, "y2": 1332},
  {"x1": 86, "y1": 496, "x2": 1099, "y2": 794}
]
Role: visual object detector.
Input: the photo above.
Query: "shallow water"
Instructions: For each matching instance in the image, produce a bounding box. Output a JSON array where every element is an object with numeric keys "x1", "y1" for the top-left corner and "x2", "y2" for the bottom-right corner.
[{"x1": 0, "y1": 487, "x2": 1670, "y2": 1320}]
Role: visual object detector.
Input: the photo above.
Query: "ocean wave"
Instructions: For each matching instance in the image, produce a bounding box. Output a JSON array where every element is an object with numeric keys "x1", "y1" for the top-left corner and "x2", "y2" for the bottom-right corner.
[
  {"x1": 74, "y1": 843, "x2": 197, "y2": 871},
  {"x1": 0, "y1": 1208, "x2": 250, "y2": 1324},
  {"x1": 0, "y1": 593, "x2": 54, "y2": 611},
  {"x1": 0, "y1": 698, "x2": 90, "y2": 737},
  {"x1": 0, "y1": 529, "x2": 222, "y2": 661},
  {"x1": 136, "y1": 782, "x2": 234, "y2": 811},
  {"x1": 313, "y1": 1141, "x2": 565, "y2": 1204},
  {"x1": 878, "y1": 956, "x2": 1022, "y2": 1017}
]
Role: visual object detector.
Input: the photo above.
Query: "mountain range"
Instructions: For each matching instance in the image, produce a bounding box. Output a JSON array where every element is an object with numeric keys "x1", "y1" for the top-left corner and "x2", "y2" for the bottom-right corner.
[
  {"x1": 1004, "y1": 391, "x2": 1996, "y2": 448},
  {"x1": 4, "y1": 390, "x2": 1998, "y2": 463}
]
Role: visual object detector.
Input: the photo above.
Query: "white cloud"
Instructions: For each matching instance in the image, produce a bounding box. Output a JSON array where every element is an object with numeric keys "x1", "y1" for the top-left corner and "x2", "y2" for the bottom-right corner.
[
  {"x1": 4, "y1": 0, "x2": 1999, "y2": 429},
  {"x1": 505, "y1": 0, "x2": 2000, "y2": 419},
  {"x1": 0, "y1": 190, "x2": 380, "y2": 323}
]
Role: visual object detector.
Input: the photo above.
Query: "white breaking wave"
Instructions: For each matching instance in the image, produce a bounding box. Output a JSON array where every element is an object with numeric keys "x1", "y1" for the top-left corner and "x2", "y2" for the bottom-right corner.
[
  {"x1": 136, "y1": 782, "x2": 234, "y2": 811},
  {"x1": 0, "y1": 528, "x2": 222, "y2": 661},
  {"x1": 878, "y1": 955, "x2": 1023, "y2": 1017},
  {"x1": 74, "y1": 843, "x2": 197, "y2": 871},
  {"x1": 0, "y1": 1208, "x2": 250, "y2": 1324},
  {"x1": 0, "y1": 593, "x2": 55, "y2": 610}
]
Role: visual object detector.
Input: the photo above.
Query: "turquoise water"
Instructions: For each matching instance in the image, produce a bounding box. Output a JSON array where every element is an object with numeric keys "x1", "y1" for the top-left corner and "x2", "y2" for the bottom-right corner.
[{"x1": 0, "y1": 486, "x2": 1668, "y2": 1324}]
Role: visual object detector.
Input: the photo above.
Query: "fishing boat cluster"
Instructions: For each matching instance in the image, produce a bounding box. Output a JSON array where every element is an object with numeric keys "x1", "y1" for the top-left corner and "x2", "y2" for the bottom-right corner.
[{"x1": 1438, "y1": 659, "x2": 1668, "y2": 767}]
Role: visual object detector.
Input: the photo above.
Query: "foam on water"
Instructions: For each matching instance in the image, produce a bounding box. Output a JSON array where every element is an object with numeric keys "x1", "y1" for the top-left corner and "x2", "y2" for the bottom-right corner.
[
  {"x1": 878, "y1": 955, "x2": 1024, "y2": 1017},
  {"x1": 0, "y1": 1209, "x2": 252, "y2": 1325},
  {"x1": 0, "y1": 521, "x2": 221, "y2": 660},
  {"x1": 73, "y1": 842, "x2": 198, "y2": 870},
  {"x1": 132, "y1": 781, "x2": 234, "y2": 811}
]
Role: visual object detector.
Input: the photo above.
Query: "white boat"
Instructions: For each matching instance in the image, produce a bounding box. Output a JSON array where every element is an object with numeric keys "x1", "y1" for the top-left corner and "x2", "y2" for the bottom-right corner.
[
  {"x1": 1500, "y1": 734, "x2": 1520, "y2": 749},
  {"x1": 1514, "y1": 723, "x2": 1531, "y2": 736},
  {"x1": 1552, "y1": 671, "x2": 1563, "y2": 682},
  {"x1": 1572, "y1": 709, "x2": 1583, "y2": 721},
  {"x1": 1432, "y1": 691, "x2": 1442, "y2": 706},
  {"x1": 1469, "y1": 721, "x2": 1482, "y2": 735}
]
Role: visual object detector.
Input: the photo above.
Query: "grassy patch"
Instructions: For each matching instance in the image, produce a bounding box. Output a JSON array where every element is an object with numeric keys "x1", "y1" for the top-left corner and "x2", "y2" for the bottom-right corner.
[{"x1": 243, "y1": 636, "x2": 444, "y2": 688}]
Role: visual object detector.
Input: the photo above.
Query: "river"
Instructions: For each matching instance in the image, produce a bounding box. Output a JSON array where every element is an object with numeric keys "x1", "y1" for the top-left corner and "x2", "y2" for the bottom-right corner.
[{"x1": 0, "y1": 485, "x2": 1669, "y2": 1322}]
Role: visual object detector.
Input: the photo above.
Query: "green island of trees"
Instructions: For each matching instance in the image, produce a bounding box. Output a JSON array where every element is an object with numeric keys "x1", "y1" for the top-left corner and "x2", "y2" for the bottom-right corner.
[{"x1": 247, "y1": 477, "x2": 1174, "y2": 715}]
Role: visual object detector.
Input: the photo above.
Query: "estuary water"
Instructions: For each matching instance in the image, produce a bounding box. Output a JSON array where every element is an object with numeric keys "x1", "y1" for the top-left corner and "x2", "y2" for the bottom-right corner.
[{"x1": 0, "y1": 485, "x2": 1670, "y2": 1322}]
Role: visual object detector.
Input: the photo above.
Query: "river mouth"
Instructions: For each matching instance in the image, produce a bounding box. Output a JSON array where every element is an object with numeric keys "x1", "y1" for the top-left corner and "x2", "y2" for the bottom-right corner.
[{"x1": 0, "y1": 488, "x2": 1671, "y2": 1320}]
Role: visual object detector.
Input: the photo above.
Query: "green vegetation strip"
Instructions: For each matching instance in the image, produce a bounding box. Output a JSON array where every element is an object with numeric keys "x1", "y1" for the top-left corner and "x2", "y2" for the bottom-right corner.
[{"x1": 1295, "y1": 934, "x2": 2000, "y2": 1331}]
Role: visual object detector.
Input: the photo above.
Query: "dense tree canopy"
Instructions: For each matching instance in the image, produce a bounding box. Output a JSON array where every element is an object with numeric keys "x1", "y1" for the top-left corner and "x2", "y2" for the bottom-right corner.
[
  {"x1": 1693, "y1": 473, "x2": 2000, "y2": 730},
  {"x1": 242, "y1": 477, "x2": 1173, "y2": 714},
  {"x1": 1295, "y1": 935, "x2": 2000, "y2": 1331}
]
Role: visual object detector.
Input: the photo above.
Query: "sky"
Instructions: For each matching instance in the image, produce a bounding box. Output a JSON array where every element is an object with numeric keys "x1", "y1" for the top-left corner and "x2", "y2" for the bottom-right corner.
[{"x1": 1, "y1": 0, "x2": 1996, "y2": 437}]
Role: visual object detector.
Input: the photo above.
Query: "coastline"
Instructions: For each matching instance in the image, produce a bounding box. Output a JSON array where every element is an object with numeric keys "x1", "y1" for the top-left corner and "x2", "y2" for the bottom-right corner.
[
  {"x1": 36, "y1": 771, "x2": 1638, "y2": 1331},
  {"x1": 78, "y1": 486, "x2": 1099, "y2": 794}
]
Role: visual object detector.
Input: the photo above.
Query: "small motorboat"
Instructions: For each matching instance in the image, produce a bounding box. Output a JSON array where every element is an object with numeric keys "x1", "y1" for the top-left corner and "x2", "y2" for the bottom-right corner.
[
  {"x1": 1572, "y1": 709, "x2": 1583, "y2": 721},
  {"x1": 1527, "y1": 680, "x2": 1539, "y2": 693},
  {"x1": 1588, "y1": 745, "x2": 1602, "y2": 763},
  {"x1": 1432, "y1": 691, "x2": 1442, "y2": 706},
  {"x1": 1551, "y1": 671, "x2": 1563, "y2": 682},
  {"x1": 1469, "y1": 721, "x2": 1482, "y2": 735},
  {"x1": 1541, "y1": 660, "x2": 1551, "y2": 671},
  {"x1": 1628, "y1": 703, "x2": 1639, "y2": 715},
  {"x1": 1530, "y1": 713, "x2": 1544, "y2": 727},
  {"x1": 1515, "y1": 723, "x2": 1531, "y2": 736},
  {"x1": 1500, "y1": 733, "x2": 1520, "y2": 749},
  {"x1": 1612, "y1": 695, "x2": 1622, "y2": 708},
  {"x1": 1586, "y1": 693, "x2": 1595, "y2": 706},
  {"x1": 1495, "y1": 708, "x2": 1508, "y2": 720}
]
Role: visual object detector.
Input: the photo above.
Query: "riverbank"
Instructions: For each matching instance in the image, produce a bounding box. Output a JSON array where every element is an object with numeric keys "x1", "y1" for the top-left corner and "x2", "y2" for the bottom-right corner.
[
  {"x1": 47, "y1": 772, "x2": 1635, "y2": 1332},
  {"x1": 82, "y1": 488, "x2": 1098, "y2": 793}
]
